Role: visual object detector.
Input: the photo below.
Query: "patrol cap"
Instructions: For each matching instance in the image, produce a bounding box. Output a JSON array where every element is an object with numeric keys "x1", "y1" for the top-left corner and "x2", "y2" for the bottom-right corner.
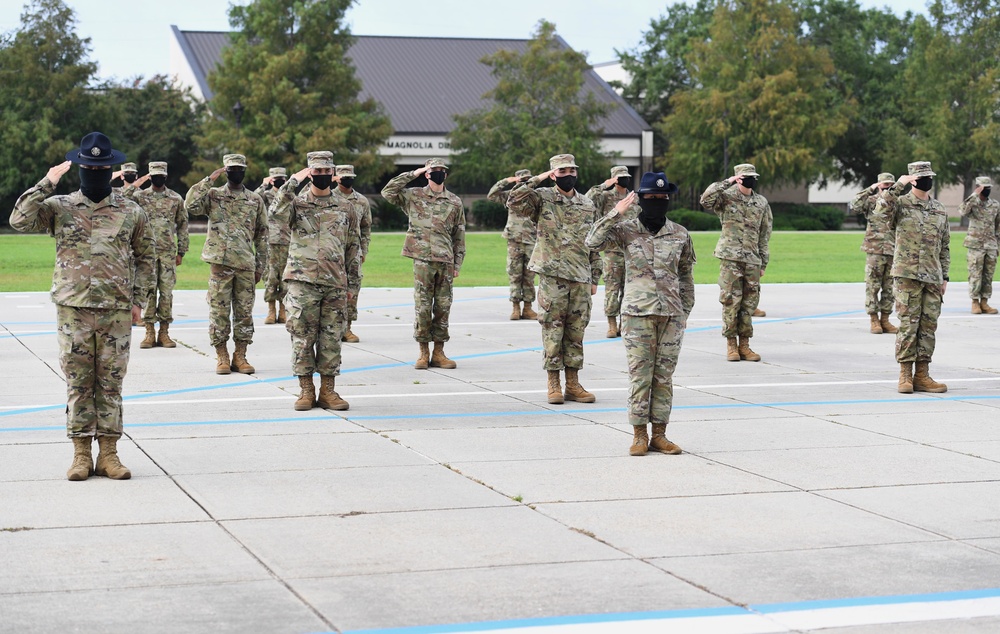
[
  {"x1": 67, "y1": 132, "x2": 126, "y2": 166},
  {"x1": 307, "y1": 151, "x2": 335, "y2": 169},
  {"x1": 549, "y1": 154, "x2": 578, "y2": 170},
  {"x1": 514, "y1": 169, "x2": 532, "y2": 179},
  {"x1": 734, "y1": 163, "x2": 759, "y2": 177},
  {"x1": 610, "y1": 165, "x2": 630, "y2": 178},
  {"x1": 907, "y1": 161, "x2": 935, "y2": 177},
  {"x1": 425, "y1": 158, "x2": 448, "y2": 170},
  {"x1": 637, "y1": 172, "x2": 679, "y2": 195},
  {"x1": 148, "y1": 162, "x2": 168, "y2": 176},
  {"x1": 975, "y1": 176, "x2": 992, "y2": 188},
  {"x1": 223, "y1": 154, "x2": 247, "y2": 168},
  {"x1": 269, "y1": 167, "x2": 287, "y2": 178},
  {"x1": 878, "y1": 172, "x2": 895, "y2": 184},
  {"x1": 336, "y1": 164, "x2": 357, "y2": 177},
  {"x1": 121, "y1": 162, "x2": 138, "y2": 173}
]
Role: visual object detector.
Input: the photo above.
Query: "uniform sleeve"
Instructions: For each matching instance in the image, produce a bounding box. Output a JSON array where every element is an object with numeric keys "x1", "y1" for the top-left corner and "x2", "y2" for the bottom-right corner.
[
  {"x1": 381, "y1": 171, "x2": 415, "y2": 207},
  {"x1": 584, "y1": 210, "x2": 625, "y2": 252},
  {"x1": 759, "y1": 203, "x2": 773, "y2": 269},
  {"x1": 252, "y1": 195, "x2": 269, "y2": 278},
  {"x1": 959, "y1": 194, "x2": 983, "y2": 219},
  {"x1": 345, "y1": 206, "x2": 362, "y2": 296},
  {"x1": 850, "y1": 187, "x2": 875, "y2": 217},
  {"x1": 131, "y1": 208, "x2": 155, "y2": 308},
  {"x1": 589, "y1": 205, "x2": 602, "y2": 285},
  {"x1": 184, "y1": 177, "x2": 213, "y2": 217},
  {"x1": 9, "y1": 178, "x2": 57, "y2": 234},
  {"x1": 452, "y1": 202, "x2": 467, "y2": 274},
  {"x1": 359, "y1": 197, "x2": 372, "y2": 260},
  {"x1": 585, "y1": 185, "x2": 610, "y2": 210},
  {"x1": 175, "y1": 195, "x2": 189, "y2": 256},
  {"x1": 507, "y1": 177, "x2": 543, "y2": 222},
  {"x1": 679, "y1": 234, "x2": 697, "y2": 316},
  {"x1": 270, "y1": 177, "x2": 299, "y2": 241},
  {"x1": 486, "y1": 179, "x2": 509, "y2": 204},
  {"x1": 940, "y1": 216, "x2": 951, "y2": 282},
  {"x1": 699, "y1": 180, "x2": 732, "y2": 216}
]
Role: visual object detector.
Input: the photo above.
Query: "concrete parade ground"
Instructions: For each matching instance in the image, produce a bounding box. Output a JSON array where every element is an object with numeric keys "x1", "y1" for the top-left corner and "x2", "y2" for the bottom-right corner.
[{"x1": 3, "y1": 283, "x2": 1000, "y2": 633}]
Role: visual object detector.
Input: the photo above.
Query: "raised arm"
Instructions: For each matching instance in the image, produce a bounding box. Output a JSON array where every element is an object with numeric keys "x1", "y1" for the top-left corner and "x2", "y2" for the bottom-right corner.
[{"x1": 9, "y1": 162, "x2": 71, "y2": 234}]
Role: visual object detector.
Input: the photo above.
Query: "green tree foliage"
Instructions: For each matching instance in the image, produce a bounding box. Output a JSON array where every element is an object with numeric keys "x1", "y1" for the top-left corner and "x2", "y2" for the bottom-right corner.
[
  {"x1": 448, "y1": 20, "x2": 613, "y2": 190},
  {"x1": 662, "y1": 0, "x2": 852, "y2": 201},
  {"x1": 189, "y1": 0, "x2": 393, "y2": 188}
]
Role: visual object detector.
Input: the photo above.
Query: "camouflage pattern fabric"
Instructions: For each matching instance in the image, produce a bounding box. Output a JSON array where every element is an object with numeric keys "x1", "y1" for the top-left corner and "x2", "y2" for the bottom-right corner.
[
  {"x1": 700, "y1": 181, "x2": 772, "y2": 267},
  {"x1": 489, "y1": 179, "x2": 537, "y2": 245},
  {"x1": 894, "y1": 277, "x2": 942, "y2": 363},
  {"x1": 143, "y1": 257, "x2": 178, "y2": 323},
  {"x1": 621, "y1": 314, "x2": 685, "y2": 427},
  {"x1": 586, "y1": 185, "x2": 641, "y2": 318},
  {"x1": 865, "y1": 254, "x2": 895, "y2": 314},
  {"x1": 185, "y1": 178, "x2": 269, "y2": 276},
  {"x1": 959, "y1": 194, "x2": 1000, "y2": 299},
  {"x1": 413, "y1": 260, "x2": 453, "y2": 343},
  {"x1": 879, "y1": 184, "x2": 950, "y2": 285},
  {"x1": 851, "y1": 187, "x2": 896, "y2": 256},
  {"x1": 134, "y1": 187, "x2": 188, "y2": 324},
  {"x1": 382, "y1": 171, "x2": 466, "y2": 271},
  {"x1": 967, "y1": 250, "x2": 997, "y2": 300},
  {"x1": 264, "y1": 243, "x2": 289, "y2": 303},
  {"x1": 284, "y1": 280, "x2": 347, "y2": 376},
  {"x1": 718, "y1": 260, "x2": 761, "y2": 338},
  {"x1": 334, "y1": 187, "x2": 372, "y2": 320},
  {"x1": 506, "y1": 241, "x2": 536, "y2": 303},
  {"x1": 585, "y1": 185, "x2": 640, "y2": 255},
  {"x1": 56, "y1": 306, "x2": 132, "y2": 438},
  {"x1": 207, "y1": 264, "x2": 256, "y2": 346},
  {"x1": 536, "y1": 274, "x2": 592, "y2": 371}
]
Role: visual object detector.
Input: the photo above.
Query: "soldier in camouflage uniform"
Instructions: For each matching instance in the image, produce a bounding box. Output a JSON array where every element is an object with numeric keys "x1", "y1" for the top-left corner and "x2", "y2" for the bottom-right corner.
[
  {"x1": 587, "y1": 165, "x2": 640, "y2": 338},
  {"x1": 509, "y1": 154, "x2": 601, "y2": 404},
  {"x1": 333, "y1": 164, "x2": 371, "y2": 343},
  {"x1": 960, "y1": 176, "x2": 1000, "y2": 315},
  {"x1": 382, "y1": 158, "x2": 466, "y2": 369},
  {"x1": 256, "y1": 166, "x2": 289, "y2": 325},
  {"x1": 11, "y1": 132, "x2": 153, "y2": 481},
  {"x1": 185, "y1": 154, "x2": 268, "y2": 375},
  {"x1": 587, "y1": 172, "x2": 694, "y2": 456},
  {"x1": 877, "y1": 161, "x2": 950, "y2": 394},
  {"x1": 113, "y1": 162, "x2": 146, "y2": 325},
  {"x1": 850, "y1": 172, "x2": 900, "y2": 334},
  {"x1": 134, "y1": 161, "x2": 188, "y2": 349},
  {"x1": 488, "y1": 168, "x2": 538, "y2": 321},
  {"x1": 271, "y1": 151, "x2": 361, "y2": 411},
  {"x1": 700, "y1": 163, "x2": 772, "y2": 362}
]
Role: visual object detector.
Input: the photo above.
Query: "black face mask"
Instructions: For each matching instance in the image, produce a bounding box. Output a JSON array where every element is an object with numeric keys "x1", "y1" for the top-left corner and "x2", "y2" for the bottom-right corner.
[
  {"x1": 80, "y1": 167, "x2": 113, "y2": 203},
  {"x1": 913, "y1": 176, "x2": 933, "y2": 192},
  {"x1": 227, "y1": 169, "x2": 245, "y2": 186},
  {"x1": 122, "y1": 173, "x2": 137, "y2": 183},
  {"x1": 740, "y1": 176, "x2": 757, "y2": 190},
  {"x1": 272, "y1": 178, "x2": 286, "y2": 189},
  {"x1": 555, "y1": 174, "x2": 577, "y2": 192},
  {"x1": 339, "y1": 177, "x2": 355, "y2": 189},
  {"x1": 982, "y1": 187, "x2": 991, "y2": 198},
  {"x1": 311, "y1": 174, "x2": 333, "y2": 190},
  {"x1": 638, "y1": 196, "x2": 669, "y2": 234},
  {"x1": 428, "y1": 170, "x2": 447, "y2": 185},
  {"x1": 150, "y1": 175, "x2": 167, "y2": 188},
  {"x1": 617, "y1": 176, "x2": 632, "y2": 189}
]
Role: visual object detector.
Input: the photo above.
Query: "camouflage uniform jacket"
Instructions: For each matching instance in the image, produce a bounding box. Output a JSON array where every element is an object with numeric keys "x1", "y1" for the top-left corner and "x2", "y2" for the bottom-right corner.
[
  {"x1": 272, "y1": 178, "x2": 361, "y2": 293},
  {"x1": 488, "y1": 179, "x2": 536, "y2": 245},
  {"x1": 185, "y1": 178, "x2": 268, "y2": 276},
  {"x1": 850, "y1": 186, "x2": 896, "y2": 255},
  {"x1": 509, "y1": 178, "x2": 601, "y2": 284},
  {"x1": 382, "y1": 172, "x2": 466, "y2": 273},
  {"x1": 334, "y1": 188, "x2": 372, "y2": 259},
  {"x1": 11, "y1": 177, "x2": 154, "y2": 310},
  {"x1": 585, "y1": 185, "x2": 641, "y2": 254},
  {"x1": 700, "y1": 181, "x2": 772, "y2": 267},
  {"x1": 133, "y1": 187, "x2": 189, "y2": 258},
  {"x1": 959, "y1": 194, "x2": 1000, "y2": 253},
  {"x1": 256, "y1": 185, "x2": 289, "y2": 246},
  {"x1": 879, "y1": 184, "x2": 950, "y2": 284},
  {"x1": 586, "y1": 213, "x2": 696, "y2": 317}
]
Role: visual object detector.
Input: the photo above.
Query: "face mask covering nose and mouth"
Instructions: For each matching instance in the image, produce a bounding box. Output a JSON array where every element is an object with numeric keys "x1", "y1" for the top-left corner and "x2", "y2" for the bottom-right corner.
[{"x1": 80, "y1": 167, "x2": 113, "y2": 203}]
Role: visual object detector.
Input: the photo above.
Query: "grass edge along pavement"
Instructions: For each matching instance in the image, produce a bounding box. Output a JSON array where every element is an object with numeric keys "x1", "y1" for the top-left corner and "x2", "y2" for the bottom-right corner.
[{"x1": 0, "y1": 231, "x2": 971, "y2": 292}]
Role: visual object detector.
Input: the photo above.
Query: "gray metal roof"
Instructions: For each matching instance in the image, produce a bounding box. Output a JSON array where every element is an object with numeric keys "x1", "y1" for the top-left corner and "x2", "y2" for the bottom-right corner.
[{"x1": 172, "y1": 28, "x2": 650, "y2": 137}]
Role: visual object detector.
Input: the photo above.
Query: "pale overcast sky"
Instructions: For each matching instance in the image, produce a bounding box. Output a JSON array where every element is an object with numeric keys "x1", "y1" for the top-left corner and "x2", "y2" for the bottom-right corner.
[{"x1": 0, "y1": 0, "x2": 932, "y2": 83}]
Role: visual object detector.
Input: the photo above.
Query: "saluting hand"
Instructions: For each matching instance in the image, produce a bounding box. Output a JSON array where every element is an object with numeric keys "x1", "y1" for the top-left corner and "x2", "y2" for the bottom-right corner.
[
  {"x1": 135, "y1": 174, "x2": 151, "y2": 187},
  {"x1": 210, "y1": 167, "x2": 226, "y2": 181},
  {"x1": 46, "y1": 161, "x2": 72, "y2": 185},
  {"x1": 293, "y1": 167, "x2": 311, "y2": 182},
  {"x1": 613, "y1": 191, "x2": 637, "y2": 215}
]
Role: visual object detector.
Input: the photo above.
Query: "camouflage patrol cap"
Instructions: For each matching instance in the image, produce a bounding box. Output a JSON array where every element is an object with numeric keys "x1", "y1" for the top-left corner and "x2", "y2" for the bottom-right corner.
[
  {"x1": 121, "y1": 162, "x2": 138, "y2": 173},
  {"x1": 307, "y1": 151, "x2": 335, "y2": 169},
  {"x1": 425, "y1": 158, "x2": 449, "y2": 170},
  {"x1": 907, "y1": 161, "x2": 935, "y2": 177},
  {"x1": 223, "y1": 154, "x2": 247, "y2": 168},
  {"x1": 878, "y1": 172, "x2": 895, "y2": 184},
  {"x1": 514, "y1": 169, "x2": 532, "y2": 179},
  {"x1": 148, "y1": 162, "x2": 168, "y2": 176},
  {"x1": 269, "y1": 167, "x2": 287, "y2": 178},
  {"x1": 336, "y1": 164, "x2": 357, "y2": 177},
  {"x1": 734, "y1": 163, "x2": 759, "y2": 177},
  {"x1": 610, "y1": 165, "x2": 630, "y2": 178},
  {"x1": 975, "y1": 176, "x2": 993, "y2": 187},
  {"x1": 549, "y1": 154, "x2": 578, "y2": 170}
]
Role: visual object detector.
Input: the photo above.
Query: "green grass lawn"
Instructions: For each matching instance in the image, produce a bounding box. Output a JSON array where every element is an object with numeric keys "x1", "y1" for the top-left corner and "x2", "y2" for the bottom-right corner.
[{"x1": 0, "y1": 230, "x2": 971, "y2": 292}]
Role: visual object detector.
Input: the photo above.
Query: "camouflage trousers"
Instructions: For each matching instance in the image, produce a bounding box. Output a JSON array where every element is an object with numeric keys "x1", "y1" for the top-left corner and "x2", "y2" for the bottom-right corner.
[
  {"x1": 718, "y1": 259, "x2": 761, "y2": 338},
  {"x1": 894, "y1": 277, "x2": 942, "y2": 363},
  {"x1": 413, "y1": 259, "x2": 453, "y2": 343},
  {"x1": 142, "y1": 255, "x2": 177, "y2": 324},
  {"x1": 966, "y1": 248, "x2": 997, "y2": 299},
  {"x1": 347, "y1": 266, "x2": 364, "y2": 322},
  {"x1": 56, "y1": 305, "x2": 131, "y2": 438},
  {"x1": 864, "y1": 253, "x2": 895, "y2": 314},
  {"x1": 506, "y1": 240, "x2": 536, "y2": 303},
  {"x1": 603, "y1": 250, "x2": 626, "y2": 317},
  {"x1": 537, "y1": 274, "x2": 592, "y2": 371},
  {"x1": 622, "y1": 314, "x2": 686, "y2": 427},
  {"x1": 207, "y1": 264, "x2": 256, "y2": 347},
  {"x1": 264, "y1": 243, "x2": 289, "y2": 303},
  {"x1": 285, "y1": 281, "x2": 346, "y2": 376}
]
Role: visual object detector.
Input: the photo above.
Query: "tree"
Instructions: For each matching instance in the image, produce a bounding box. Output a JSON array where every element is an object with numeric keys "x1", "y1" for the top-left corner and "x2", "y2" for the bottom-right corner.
[
  {"x1": 661, "y1": 0, "x2": 853, "y2": 203},
  {"x1": 448, "y1": 20, "x2": 613, "y2": 190},
  {"x1": 188, "y1": 0, "x2": 393, "y2": 188}
]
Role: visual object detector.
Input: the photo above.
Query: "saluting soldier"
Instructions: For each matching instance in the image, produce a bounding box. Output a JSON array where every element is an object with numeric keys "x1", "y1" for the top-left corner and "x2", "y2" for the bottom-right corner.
[
  {"x1": 333, "y1": 164, "x2": 371, "y2": 343},
  {"x1": 257, "y1": 166, "x2": 289, "y2": 325},
  {"x1": 850, "y1": 172, "x2": 900, "y2": 334},
  {"x1": 959, "y1": 176, "x2": 1000, "y2": 315},
  {"x1": 488, "y1": 168, "x2": 538, "y2": 321}
]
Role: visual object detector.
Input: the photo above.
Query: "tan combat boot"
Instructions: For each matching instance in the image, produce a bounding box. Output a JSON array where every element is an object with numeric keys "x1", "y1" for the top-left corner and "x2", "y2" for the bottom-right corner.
[
  {"x1": 753, "y1": 307, "x2": 767, "y2": 317},
  {"x1": 294, "y1": 375, "x2": 315, "y2": 411},
  {"x1": 430, "y1": 342, "x2": 457, "y2": 369},
  {"x1": 265, "y1": 301, "x2": 277, "y2": 324},
  {"x1": 629, "y1": 425, "x2": 649, "y2": 456},
  {"x1": 547, "y1": 370, "x2": 563, "y2": 404},
  {"x1": 564, "y1": 368, "x2": 596, "y2": 403},
  {"x1": 606, "y1": 316, "x2": 619, "y2": 338},
  {"x1": 415, "y1": 342, "x2": 430, "y2": 369},
  {"x1": 649, "y1": 423, "x2": 683, "y2": 454},
  {"x1": 140, "y1": 323, "x2": 156, "y2": 349},
  {"x1": 726, "y1": 337, "x2": 740, "y2": 362},
  {"x1": 510, "y1": 301, "x2": 521, "y2": 320},
  {"x1": 342, "y1": 321, "x2": 360, "y2": 343},
  {"x1": 95, "y1": 436, "x2": 131, "y2": 480},
  {"x1": 277, "y1": 303, "x2": 287, "y2": 323},
  {"x1": 317, "y1": 375, "x2": 349, "y2": 410},
  {"x1": 67, "y1": 437, "x2": 93, "y2": 481},
  {"x1": 898, "y1": 362, "x2": 914, "y2": 394},
  {"x1": 913, "y1": 361, "x2": 947, "y2": 393},
  {"x1": 981, "y1": 298, "x2": 998, "y2": 314},
  {"x1": 157, "y1": 322, "x2": 176, "y2": 348},
  {"x1": 869, "y1": 314, "x2": 883, "y2": 334},
  {"x1": 231, "y1": 342, "x2": 255, "y2": 374},
  {"x1": 972, "y1": 300, "x2": 982, "y2": 314},
  {"x1": 215, "y1": 344, "x2": 231, "y2": 375},
  {"x1": 879, "y1": 312, "x2": 898, "y2": 334},
  {"x1": 520, "y1": 302, "x2": 538, "y2": 320},
  {"x1": 738, "y1": 336, "x2": 761, "y2": 362}
]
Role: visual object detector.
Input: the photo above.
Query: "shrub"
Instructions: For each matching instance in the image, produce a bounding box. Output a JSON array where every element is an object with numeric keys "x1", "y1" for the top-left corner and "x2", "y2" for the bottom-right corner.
[
  {"x1": 669, "y1": 209, "x2": 721, "y2": 231},
  {"x1": 370, "y1": 197, "x2": 408, "y2": 231},
  {"x1": 470, "y1": 199, "x2": 507, "y2": 230},
  {"x1": 770, "y1": 203, "x2": 845, "y2": 231}
]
